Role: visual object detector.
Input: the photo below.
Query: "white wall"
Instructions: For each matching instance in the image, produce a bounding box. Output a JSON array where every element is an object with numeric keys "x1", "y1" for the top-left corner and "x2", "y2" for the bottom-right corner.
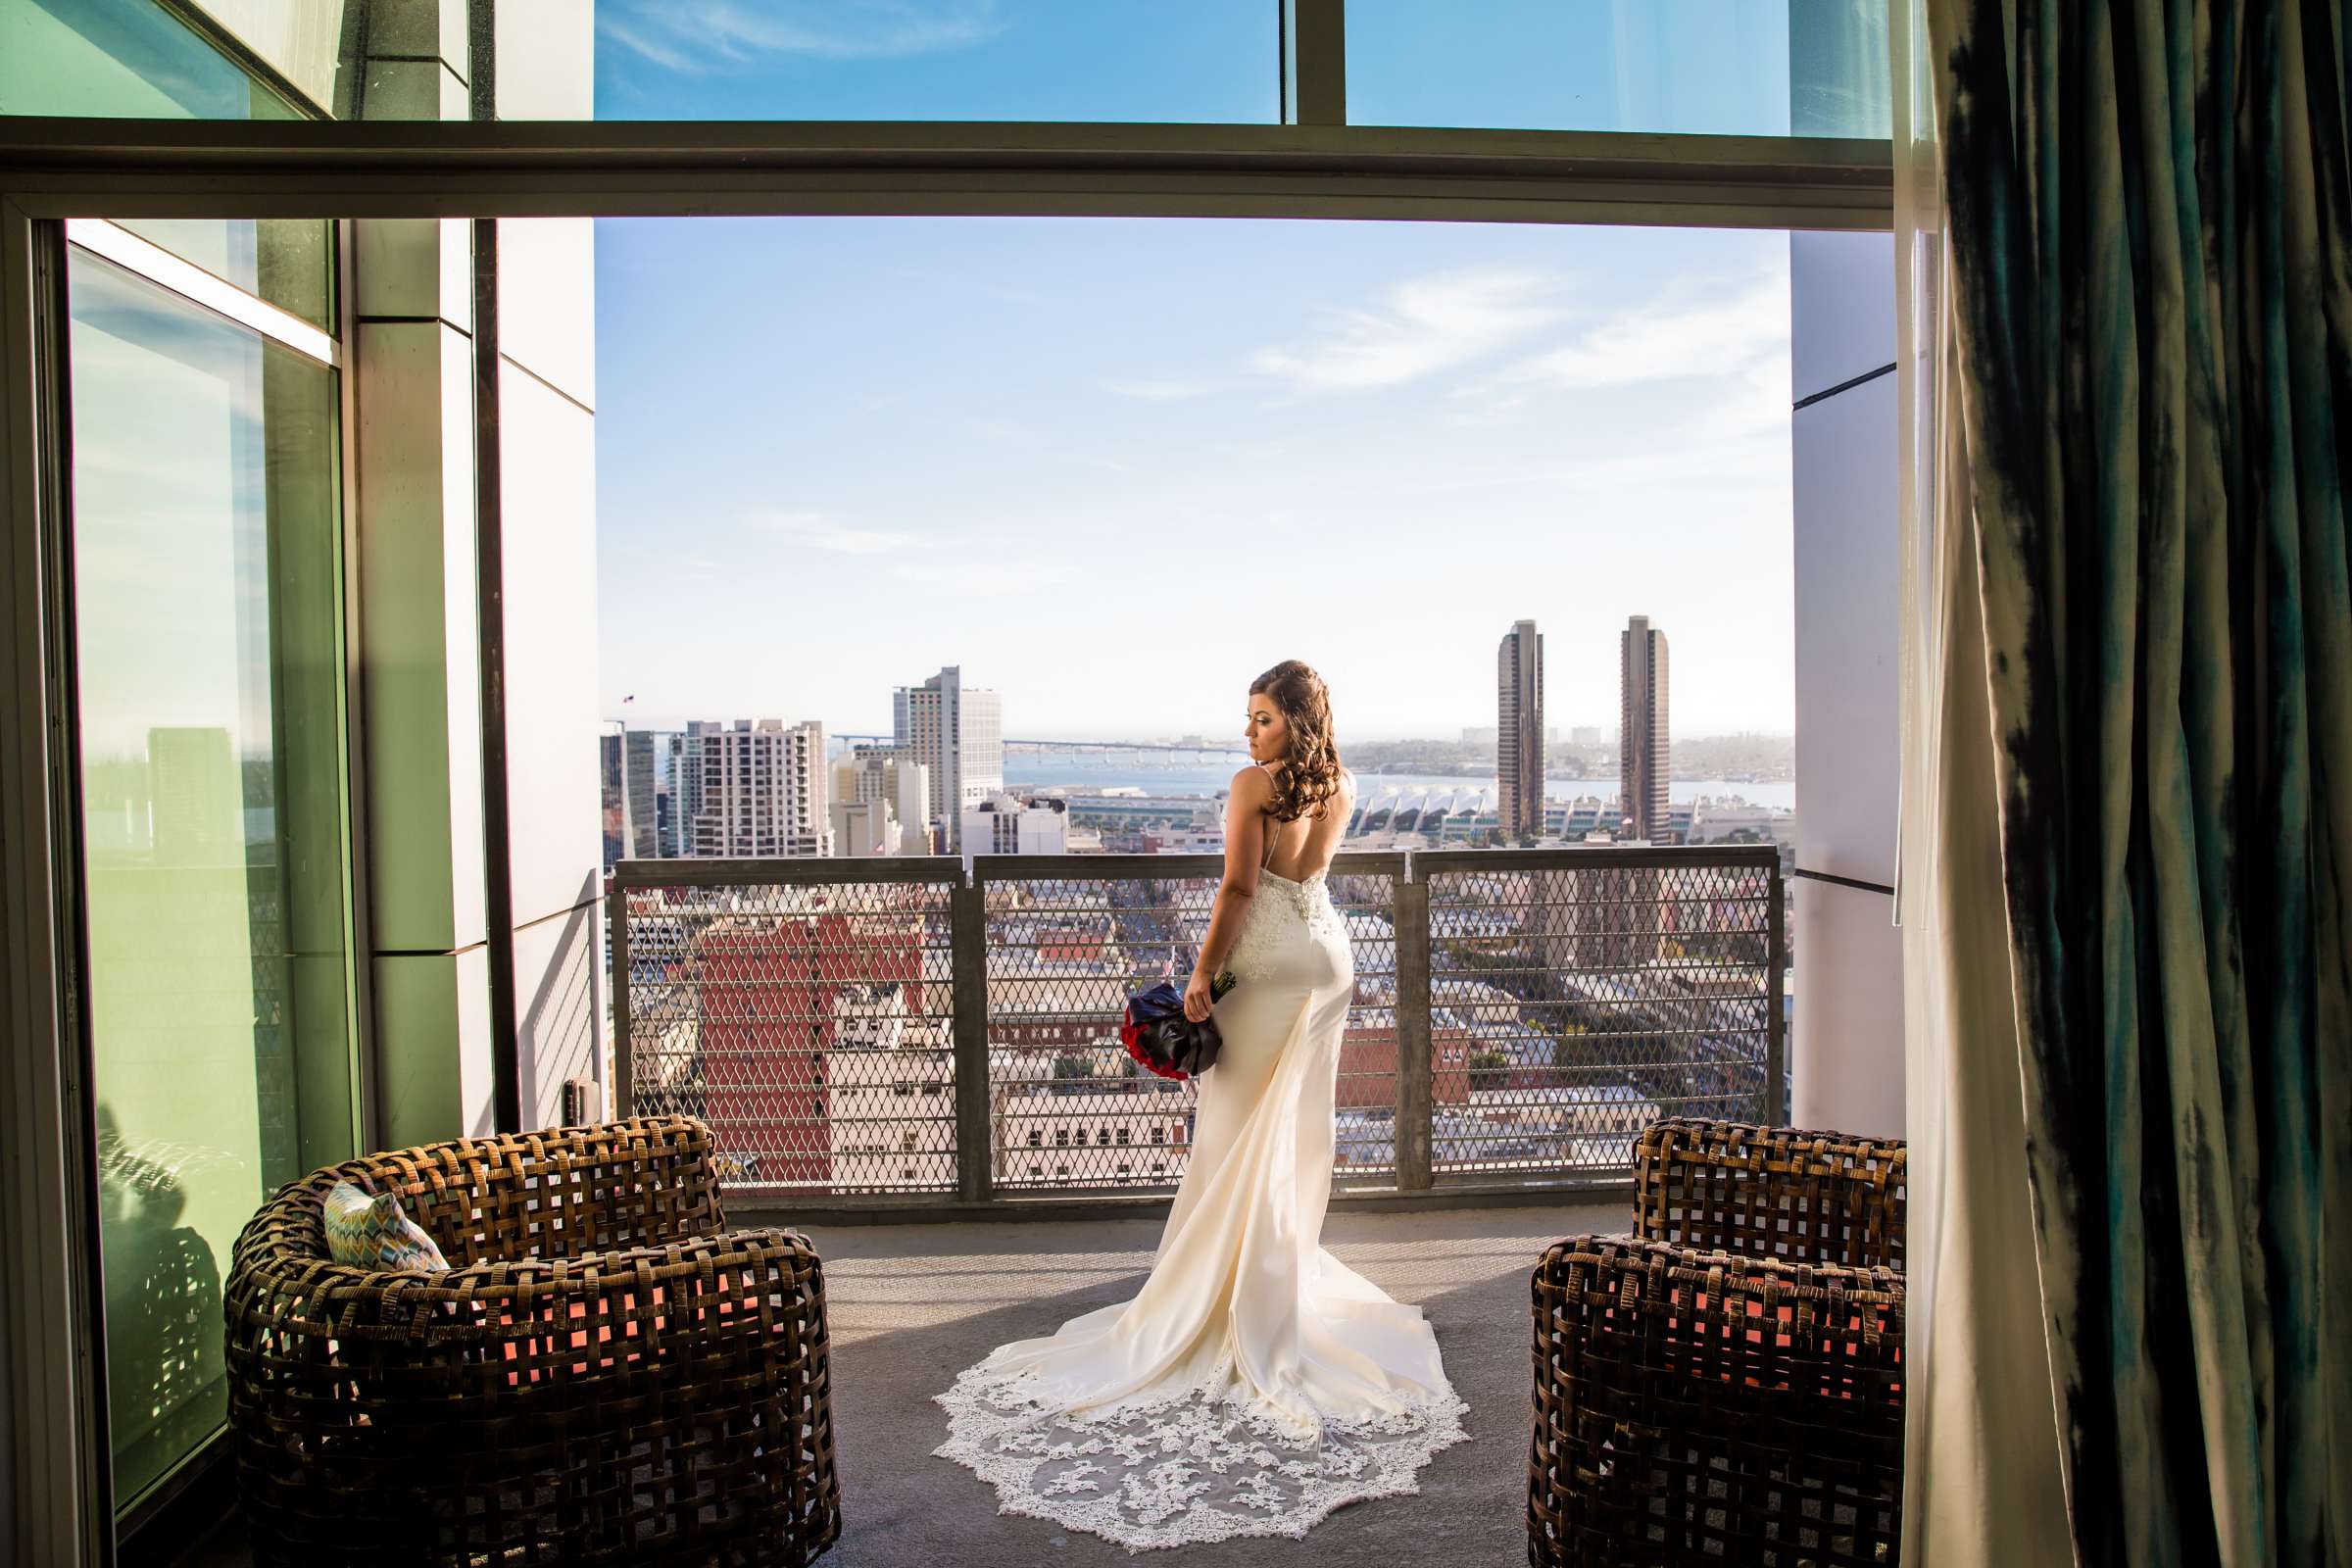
[
  {"x1": 351, "y1": 1, "x2": 599, "y2": 1144},
  {"x1": 1789, "y1": 229, "x2": 1904, "y2": 1137},
  {"x1": 494, "y1": 11, "x2": 600, "y2": 1129}
]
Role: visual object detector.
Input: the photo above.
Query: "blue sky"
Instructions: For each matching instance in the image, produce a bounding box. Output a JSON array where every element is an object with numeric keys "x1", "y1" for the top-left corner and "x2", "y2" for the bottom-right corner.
[{"x1": 592, "y1": 4, "x2": 1801, "y2": 744}]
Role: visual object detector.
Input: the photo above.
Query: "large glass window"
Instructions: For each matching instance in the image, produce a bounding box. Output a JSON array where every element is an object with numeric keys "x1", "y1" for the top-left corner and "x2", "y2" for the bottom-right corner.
[
  {"x1": 1347, "y1": 0, "x2": 1890, "y2": 138},
  {"x1": 113, "y1": 218, "x2": 337, "y2": 332},
  {"x1": 594, "y1": 0, "x2": 1277, "y2": 122},
  {"x1": 66, "y1": 240, "x2": 359, "y2": 1510},
  {"x1": 0, "y1": 0, "x2": 316, "y2": 117}
]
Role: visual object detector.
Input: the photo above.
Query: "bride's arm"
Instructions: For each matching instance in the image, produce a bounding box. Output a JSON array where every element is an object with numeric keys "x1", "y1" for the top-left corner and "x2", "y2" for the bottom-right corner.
[{"x1": 1183, "y1": 766, "x2": 1272, "y2": 1018}]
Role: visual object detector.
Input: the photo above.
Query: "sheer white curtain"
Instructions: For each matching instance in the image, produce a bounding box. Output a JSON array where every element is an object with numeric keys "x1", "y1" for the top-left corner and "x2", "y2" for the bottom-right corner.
[{"x1": 1890, "y1": 0, "x2": 2073, "y2": 1560}]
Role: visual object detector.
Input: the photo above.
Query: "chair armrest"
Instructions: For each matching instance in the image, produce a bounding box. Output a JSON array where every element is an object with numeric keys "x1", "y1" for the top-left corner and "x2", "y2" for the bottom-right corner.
[
  {"x1": 1530, "y1": 1235, "x2": 1904, "y2": 1563},
  {"x1": 1535, "y1": 1233, "x2": 1904, "y2": 1363},
  {"x1": 1631, "y1": 1118, "x2": 1907, "y2": 1270}
]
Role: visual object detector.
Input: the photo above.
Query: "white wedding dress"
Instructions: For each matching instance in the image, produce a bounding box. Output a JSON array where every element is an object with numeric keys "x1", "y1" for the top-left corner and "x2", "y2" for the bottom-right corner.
[{"x1": 932, "y1": 803, "x2": 1472, "y2": 1551}]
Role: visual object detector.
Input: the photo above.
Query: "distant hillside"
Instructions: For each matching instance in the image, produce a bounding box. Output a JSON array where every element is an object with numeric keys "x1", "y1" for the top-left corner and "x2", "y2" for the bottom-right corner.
[{"x1": 1344, "y1": 732, "x2": 1792, "y2": 781}]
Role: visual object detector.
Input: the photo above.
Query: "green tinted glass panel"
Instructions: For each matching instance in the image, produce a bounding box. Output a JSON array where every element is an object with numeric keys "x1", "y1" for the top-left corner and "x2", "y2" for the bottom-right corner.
[
  {"x1": 0, "y1": 0, "x2": 340, "y2": 327},
  {"x1": 67, "y1": 247, "x2": 358, "y2": 1511},
  {"x1": 0, "y1": 0, "x2": 311, "y2": 117},
  {"x1": 115, "y1": 218, "x2": 338, "y2": 332},
  {"x1": 1348, "y1": 0, "x2": 1889, "y2": 138}
]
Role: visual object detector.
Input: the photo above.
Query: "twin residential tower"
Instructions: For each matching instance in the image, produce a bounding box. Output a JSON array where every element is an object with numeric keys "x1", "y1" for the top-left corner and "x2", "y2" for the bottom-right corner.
[{"x1": 1496, "y1": 614, "x2": 1670, "y2": 843}]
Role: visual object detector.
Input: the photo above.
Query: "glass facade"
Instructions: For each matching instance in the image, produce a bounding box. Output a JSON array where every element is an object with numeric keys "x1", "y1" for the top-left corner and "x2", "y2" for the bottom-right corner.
[
  {"x1": 115, "y1": 218, "x2": 338, "y2": 331},
  {"x1": 65, "y1": 243, "x2": 358, "y2": 1511},
  {"x1": 1, "y1": 0, "x2": 1894, "y2": 135},
  {"x1": 2, "y1": 1, "x2": 341, "y2": 325},
  {"x1": 1348, "y1": 0, "x2": 1889, "y2": 138},
  {"x1": 0, "y1": 0, "x2": 312, "y2": 117},
  {"x1": 593, "y1": 0, "x2": 1277, "y2": 122}
]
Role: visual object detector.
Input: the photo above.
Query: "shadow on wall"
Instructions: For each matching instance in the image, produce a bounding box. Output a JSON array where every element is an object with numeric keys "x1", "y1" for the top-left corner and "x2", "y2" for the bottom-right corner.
[{"x1": 520, "y1": 869, "x2": 604, "y2": 1128}]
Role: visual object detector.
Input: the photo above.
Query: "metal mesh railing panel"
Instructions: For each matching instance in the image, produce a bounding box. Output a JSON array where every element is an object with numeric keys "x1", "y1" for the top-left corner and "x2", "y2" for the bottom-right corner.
[
  {"x1": 1424, "y1": 859, "x2": 1773, "y2": 1179},
  {"x1": 619, "y1": 879, "x2": 956, "y2": 1194},
  {"x1": 977, "y1": 871, "x2": 1400, "y2": 1191},
  {"x1": 983, "y1": 872, "x2": 1199, "y2": 1191},
  {"x1": 1329, "y1": 870, "x2": 1400, "y2": 1181},
  {"x1": 612, "y1": 848, "x2": 1779, "y2": 1206}
]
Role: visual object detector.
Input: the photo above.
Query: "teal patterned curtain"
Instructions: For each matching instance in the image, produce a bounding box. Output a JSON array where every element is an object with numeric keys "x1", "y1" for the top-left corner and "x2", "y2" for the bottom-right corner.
[{"x1": 1924, "y1": 0, "x2": 2350, "y2": 1561}]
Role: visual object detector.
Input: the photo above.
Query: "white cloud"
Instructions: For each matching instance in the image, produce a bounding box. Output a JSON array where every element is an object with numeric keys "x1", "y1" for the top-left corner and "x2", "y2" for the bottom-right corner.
[
  {"x1": 599, "y1": 0, "x2": 1003, "y2": 74},
  {"x1": 762, "y1": 510, "x2": 916, "y2": 554},
  {"x1": 597, "y1": 17, "x2": 699, "y2": 73},
  {"x1": 1250, "y1": 269, "x2": 1569, "y2": 392},
  {"x1": 1501, "y1": 275, "x2": 1788, "y2": 393}
]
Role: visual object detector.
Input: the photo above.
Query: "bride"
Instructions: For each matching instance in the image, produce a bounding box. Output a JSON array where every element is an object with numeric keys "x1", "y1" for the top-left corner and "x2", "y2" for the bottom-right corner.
[{"x1": 933, "y1": 660, "x2": 1472, "y2": 1551}]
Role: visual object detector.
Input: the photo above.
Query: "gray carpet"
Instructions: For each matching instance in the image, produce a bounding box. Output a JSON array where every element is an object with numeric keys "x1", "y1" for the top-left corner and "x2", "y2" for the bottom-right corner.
[{"x1": 805, "y1": 1200, "x2": 1619, "y2": 1565}]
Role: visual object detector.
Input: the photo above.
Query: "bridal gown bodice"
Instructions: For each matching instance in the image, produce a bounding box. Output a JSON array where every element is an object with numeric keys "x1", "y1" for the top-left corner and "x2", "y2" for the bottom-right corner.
[{"x1": 932, "y1": 858, "x2": 1471, "y2": 1552}]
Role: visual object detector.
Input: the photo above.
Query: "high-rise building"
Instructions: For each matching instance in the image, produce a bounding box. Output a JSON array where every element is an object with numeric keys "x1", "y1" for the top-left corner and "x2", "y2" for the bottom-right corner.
[
  {"x1": 834, "y1": 746, "x2": 932, "y2": 856},
  {"x1": 620, "y1": 729, "x2": 683, "y2": 859},
  {"x1": 651, "y1": 731, "x2": 686, "y2": 858},
  {"x1": 1570, "y1": 725, "x2": 1604, "y2": 750},
  {"x1": 893, "y1": 664, "x2": 1003, "y2": 853},
  {"x1": 600, "y1": 730, "x2": 627, "y2": 868},
  {"x1": 689, "y1": 718, "x2": 832, "y2": 858},
  {"x1": 1496, "y1": 619, "x2": 1545, "y2": 839},
  {"x1": 679, "y1": 720, "x2": 720, "y2": 855},
  {"x1": 1620, "y1": 614, "x2": 1671, "y2": 842}
]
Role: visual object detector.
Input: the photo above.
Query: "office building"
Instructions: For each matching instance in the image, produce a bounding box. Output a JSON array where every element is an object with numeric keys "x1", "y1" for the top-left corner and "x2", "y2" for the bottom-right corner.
[
  {"x1": 600, "y1": 731, "x2": 626, "y2": 868},
  {"x1": 894, "y1": 664, "x2": 1003, "y2": 854},
  {"x1": 619, "y1": 729, "x2": 685, "y2": 859}
]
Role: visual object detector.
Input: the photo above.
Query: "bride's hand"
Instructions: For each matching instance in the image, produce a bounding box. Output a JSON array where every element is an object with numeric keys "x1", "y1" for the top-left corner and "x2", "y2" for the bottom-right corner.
[{"x1": 1182, "y1": 970, "x2": 1214, "y2": 1022}]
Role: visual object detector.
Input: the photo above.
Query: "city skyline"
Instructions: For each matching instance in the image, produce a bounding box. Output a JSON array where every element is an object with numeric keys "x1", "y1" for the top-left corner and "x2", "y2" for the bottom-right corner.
[{"x1": 597, "y1": 218, "x2": 1796, "y2": 743}]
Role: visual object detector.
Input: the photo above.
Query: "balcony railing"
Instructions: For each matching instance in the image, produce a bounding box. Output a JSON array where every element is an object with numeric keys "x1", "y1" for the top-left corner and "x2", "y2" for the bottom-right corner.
[{"x1": 609, "y1": 845, "x2": 1786, "y2": 1216}]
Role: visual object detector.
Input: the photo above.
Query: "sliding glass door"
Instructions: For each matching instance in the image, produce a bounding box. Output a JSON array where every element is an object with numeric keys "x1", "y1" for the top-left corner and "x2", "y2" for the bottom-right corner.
[{"x1": 62, "y1": 224, "x2": 360, "y2": 1512}]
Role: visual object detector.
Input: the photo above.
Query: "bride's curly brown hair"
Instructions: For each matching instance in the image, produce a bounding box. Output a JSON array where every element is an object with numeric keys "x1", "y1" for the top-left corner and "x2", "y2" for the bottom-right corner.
[{"x1": 1250, "y1": 661, "x2": 1348, "y2": 823}]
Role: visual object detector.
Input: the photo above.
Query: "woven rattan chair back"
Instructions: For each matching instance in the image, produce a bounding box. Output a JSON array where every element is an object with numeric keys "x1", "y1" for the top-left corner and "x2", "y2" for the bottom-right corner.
[
  {"x1": 223, "y1": 1114, "x2": 840, "y2": 1568},
  {"x1": 1633, "y1": 1116, "x2": 1906, "y2": 1270}
]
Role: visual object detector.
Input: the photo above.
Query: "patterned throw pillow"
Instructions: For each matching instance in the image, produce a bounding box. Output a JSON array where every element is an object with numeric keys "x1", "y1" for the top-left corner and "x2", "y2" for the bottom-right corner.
[{"x1": 321, "y1": 1180, "x2": 451, "y2": 1272}]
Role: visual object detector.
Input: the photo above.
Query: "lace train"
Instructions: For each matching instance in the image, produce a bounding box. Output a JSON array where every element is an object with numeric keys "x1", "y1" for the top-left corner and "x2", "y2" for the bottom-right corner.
[{"x1": 930, "y1": 1351, "x2": 1473, "y2": 1552}]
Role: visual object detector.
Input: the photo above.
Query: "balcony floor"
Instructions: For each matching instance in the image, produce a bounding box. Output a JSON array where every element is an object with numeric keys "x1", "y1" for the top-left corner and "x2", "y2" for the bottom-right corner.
[{"x1": 178, "y1": 1199, "x2": 1620, "y2": 1566}]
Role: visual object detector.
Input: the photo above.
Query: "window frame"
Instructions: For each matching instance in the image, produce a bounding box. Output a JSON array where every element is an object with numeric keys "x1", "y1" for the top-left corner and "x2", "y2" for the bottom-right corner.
[{"x1": 0, "y1": 23, "x2": 1894, "y2": 1568}]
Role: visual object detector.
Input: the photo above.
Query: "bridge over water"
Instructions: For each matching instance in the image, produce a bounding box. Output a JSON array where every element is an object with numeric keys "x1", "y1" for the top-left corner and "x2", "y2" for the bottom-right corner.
[{"x1": 834, "y1": 734, "x2": 1250, "y2": 765}]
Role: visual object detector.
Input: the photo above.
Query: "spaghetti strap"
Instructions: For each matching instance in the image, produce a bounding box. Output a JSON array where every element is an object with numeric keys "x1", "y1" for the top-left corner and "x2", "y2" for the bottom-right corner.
[{"x1": 1258, "y1": 762, "x2": 1281, "y2": 872}]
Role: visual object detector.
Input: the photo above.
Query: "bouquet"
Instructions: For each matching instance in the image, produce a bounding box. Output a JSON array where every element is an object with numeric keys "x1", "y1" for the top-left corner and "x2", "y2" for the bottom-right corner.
[{"x1": 1119, "y1": 970, "x2": 1235, "y2": 1081}]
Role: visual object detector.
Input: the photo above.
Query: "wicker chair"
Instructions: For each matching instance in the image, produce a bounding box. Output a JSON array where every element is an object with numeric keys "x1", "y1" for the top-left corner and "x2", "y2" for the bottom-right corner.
[
  {"x1": 1529, "y1": 1118, "x2": 1906, "y2": 1567},
  {"x1": 223, "y1": 1115, "x2": 840, "y2": 1567}
]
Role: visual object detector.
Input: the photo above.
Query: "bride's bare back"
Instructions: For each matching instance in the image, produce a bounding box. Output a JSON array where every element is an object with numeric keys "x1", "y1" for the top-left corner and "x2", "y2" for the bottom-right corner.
[{"x1": 1258, "y1": 762, "x2": 1355, "y2": 883}]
